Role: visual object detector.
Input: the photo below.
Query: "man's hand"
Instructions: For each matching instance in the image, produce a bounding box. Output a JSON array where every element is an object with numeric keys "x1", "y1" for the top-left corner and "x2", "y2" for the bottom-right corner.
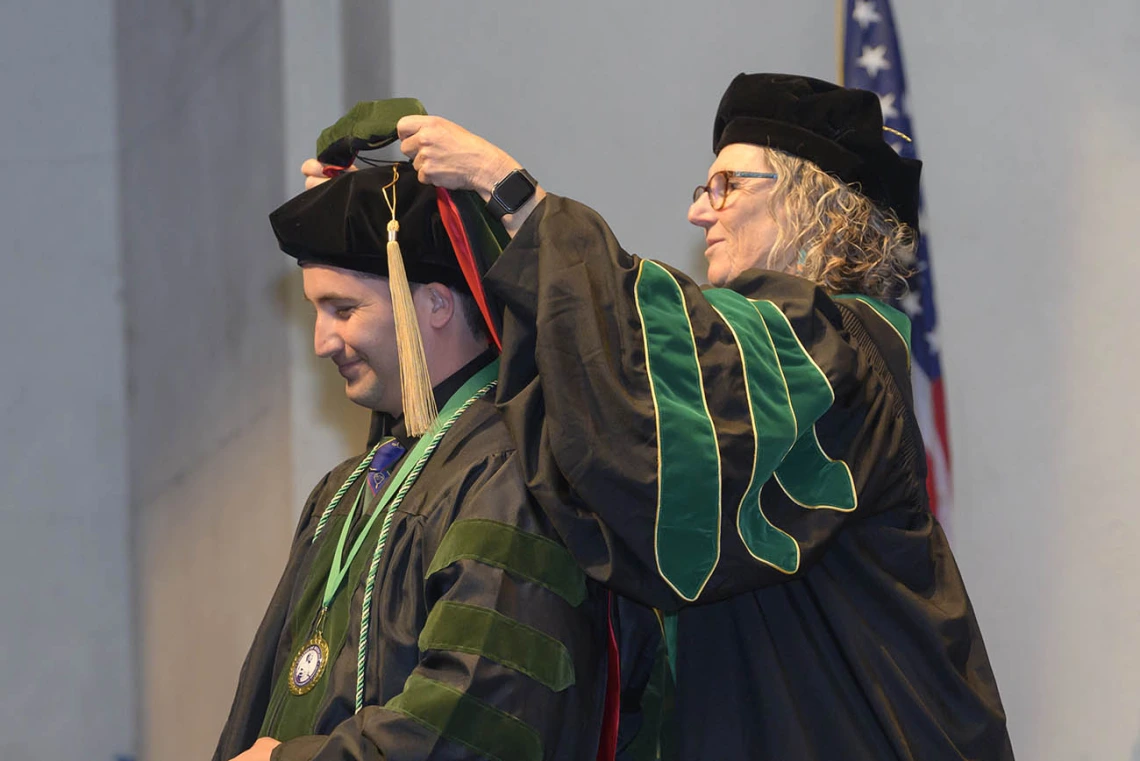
[
  {"x1": 227, "y1": 736, "x2": 281, "y2": 761},
  {"x1": 397, "y1": 115, "x2": 518, "y2": 201}
]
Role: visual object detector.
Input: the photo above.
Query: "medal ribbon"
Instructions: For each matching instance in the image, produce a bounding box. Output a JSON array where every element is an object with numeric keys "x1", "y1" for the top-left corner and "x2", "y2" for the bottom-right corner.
[{"x1": 366, "y1": 438, "x2": 406, "y2": 495}]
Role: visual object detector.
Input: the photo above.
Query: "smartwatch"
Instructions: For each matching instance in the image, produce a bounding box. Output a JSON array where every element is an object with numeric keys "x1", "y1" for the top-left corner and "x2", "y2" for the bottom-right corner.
[{"x1": 486, "y1": 168, "x2": 538, "y2": 218}]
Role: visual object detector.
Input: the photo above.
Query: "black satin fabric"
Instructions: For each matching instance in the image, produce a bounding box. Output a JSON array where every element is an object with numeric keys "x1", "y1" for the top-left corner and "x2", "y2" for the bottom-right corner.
[
  {"x1": 484, "y1": 195, "x2": 1015, "y2": 760},
  {"x1": 212, "y1": 354, "x2": 655, "y2": 761}
]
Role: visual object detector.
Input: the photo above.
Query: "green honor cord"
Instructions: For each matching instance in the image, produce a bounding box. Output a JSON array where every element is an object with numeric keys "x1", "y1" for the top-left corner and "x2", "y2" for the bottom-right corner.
[
  {"x1": 309, "y1": 359, "x2": 500, "y2": 711},
  {"x1": 310, "y1": 444, "x2": 381, "y2": 545}
]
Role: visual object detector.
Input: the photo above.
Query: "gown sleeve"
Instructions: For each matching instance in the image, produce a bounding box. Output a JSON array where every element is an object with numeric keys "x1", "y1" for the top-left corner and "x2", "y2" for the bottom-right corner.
[
  {"x1": 485, "y1": 194, "x2": 927, "y2": 609},
  {"x1": 271, "y1": 449, "x2": 613, "y2": 761}
]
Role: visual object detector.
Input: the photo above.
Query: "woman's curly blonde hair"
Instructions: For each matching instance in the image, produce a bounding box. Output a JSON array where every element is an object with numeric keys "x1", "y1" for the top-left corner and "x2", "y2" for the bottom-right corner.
[{"x1": 759, "y1": 147, "x2": 915, "y2": 298}]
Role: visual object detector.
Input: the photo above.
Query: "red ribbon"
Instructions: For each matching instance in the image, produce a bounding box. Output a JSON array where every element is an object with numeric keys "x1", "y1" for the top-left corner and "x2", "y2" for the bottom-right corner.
[
  {"x1": 435, "y1": 188, "x2": 502, "y2": 350},
  {"x1": 595, "y1": 591, "x2": 621, "y2": 761}
]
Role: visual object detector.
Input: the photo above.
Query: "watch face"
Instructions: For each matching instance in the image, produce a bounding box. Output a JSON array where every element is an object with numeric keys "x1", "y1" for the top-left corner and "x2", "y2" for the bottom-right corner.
[{"x1": 493, "y1": 170, "x2": 536, "y2": 213}]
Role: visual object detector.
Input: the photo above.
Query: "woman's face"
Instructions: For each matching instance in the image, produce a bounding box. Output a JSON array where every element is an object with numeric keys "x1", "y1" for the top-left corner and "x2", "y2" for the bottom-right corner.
[{"x1": 687, "y1": 143, "x2": 781, "y2": 287}]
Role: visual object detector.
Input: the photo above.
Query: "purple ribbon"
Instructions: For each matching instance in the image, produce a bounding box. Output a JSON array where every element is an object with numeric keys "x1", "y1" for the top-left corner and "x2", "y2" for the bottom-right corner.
[{"x1": 366, "y1": 438, "x2": 407, "y2": 495}]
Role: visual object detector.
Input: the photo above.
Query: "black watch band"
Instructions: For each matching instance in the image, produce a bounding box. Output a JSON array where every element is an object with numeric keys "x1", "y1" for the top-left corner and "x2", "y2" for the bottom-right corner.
[{"x1": 486, "y1": 168, "x2": 538, "y2": 218}]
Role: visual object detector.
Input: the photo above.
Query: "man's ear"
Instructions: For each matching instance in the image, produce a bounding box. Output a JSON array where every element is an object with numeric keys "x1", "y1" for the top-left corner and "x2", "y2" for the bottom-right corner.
[{"x1": 418, "y1": 282, "x2": 455, "y2": 329}]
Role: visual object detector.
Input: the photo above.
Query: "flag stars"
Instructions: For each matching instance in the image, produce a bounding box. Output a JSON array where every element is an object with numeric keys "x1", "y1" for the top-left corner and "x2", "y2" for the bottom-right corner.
[
  {"x1": 878, "y1": 92, "x2": 900, "y2": 120},
  {"x1": 900, "y1": 291, "x2": 922, "y2": 317},
  {"x1": 925, "y1": 329, "x2": 941, "y2": 355},
  {"x1": 852, "y1": 0, "x2": 883, "y2": 29},
  {"x1": 855, "y1": 45, "x2": 892, "y2": 78}
]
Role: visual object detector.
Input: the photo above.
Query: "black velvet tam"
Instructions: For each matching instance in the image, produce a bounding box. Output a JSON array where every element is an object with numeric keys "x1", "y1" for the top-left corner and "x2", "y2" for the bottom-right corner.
[
  {"x1": 269, "y1": 163, "x2": 470, "y2": 290},
  {"x1": 713, "y1": 73, "x2": 921, "y2": 231}
]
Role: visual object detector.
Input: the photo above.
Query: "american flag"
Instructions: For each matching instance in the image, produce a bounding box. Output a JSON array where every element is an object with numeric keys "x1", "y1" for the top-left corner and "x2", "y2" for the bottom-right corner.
[{"x1": 841, "y1": 0, "x2": 953, "y2": 527}]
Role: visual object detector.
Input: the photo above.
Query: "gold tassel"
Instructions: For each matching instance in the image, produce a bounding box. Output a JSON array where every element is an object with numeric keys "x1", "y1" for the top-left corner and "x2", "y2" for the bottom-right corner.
[
  {"x1": 380, "y1": 165, "x2": 437, "y2": 436},
  {"x1": 386, "y1": 218, "x2": 438, "y2": 436}
]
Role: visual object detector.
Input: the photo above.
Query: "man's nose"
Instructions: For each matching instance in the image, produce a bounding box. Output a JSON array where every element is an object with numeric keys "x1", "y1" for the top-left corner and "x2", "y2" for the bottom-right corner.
[{"x1": 313, "y1": 315, "x2": 342, "y2": 357}]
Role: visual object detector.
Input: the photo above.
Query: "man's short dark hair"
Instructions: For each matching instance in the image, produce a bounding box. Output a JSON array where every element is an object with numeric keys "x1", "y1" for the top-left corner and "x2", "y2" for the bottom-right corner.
[{"x1": 454, "y1": 288, "x2": 489, "y2": 344}]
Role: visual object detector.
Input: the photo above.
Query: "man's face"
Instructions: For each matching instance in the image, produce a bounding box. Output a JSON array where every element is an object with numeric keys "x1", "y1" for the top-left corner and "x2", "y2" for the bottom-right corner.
[
  {"x1": 687, "y1": 143, "x2": 780, "y2": 287},
  {"x1": 302, "y1": 263, "x2": 403, "y2": 414}
]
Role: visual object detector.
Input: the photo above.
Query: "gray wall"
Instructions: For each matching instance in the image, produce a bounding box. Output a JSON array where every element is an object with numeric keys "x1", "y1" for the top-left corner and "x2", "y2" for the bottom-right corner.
[
  {"x1": 0, "y1": 2, "x2": 134, "y2": 759},
  {"x1": 117, "y1": 3, "x2": 292, "y2": 760},
  {"x1": 898, "y1": 3, "x2": 1140, "y2": 756}
]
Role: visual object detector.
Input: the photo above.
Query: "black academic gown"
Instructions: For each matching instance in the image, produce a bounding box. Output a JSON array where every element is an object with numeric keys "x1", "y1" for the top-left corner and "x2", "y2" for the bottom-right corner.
[
  {"x1": 485, "y1": 195, "x2": 1016, "y2": 761},
  {"x1": 213, "y1": 353, "x2": 623, "y2": 761}
]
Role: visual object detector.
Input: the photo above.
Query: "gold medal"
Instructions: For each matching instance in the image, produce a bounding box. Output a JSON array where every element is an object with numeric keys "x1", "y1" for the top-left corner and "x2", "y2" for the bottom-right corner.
[
  {"x1": 289, "y1": 607, "x2": 330, "y2": 696},
  {"x1": 288, "y1": 631, "x2": 330, "y2": 696}
]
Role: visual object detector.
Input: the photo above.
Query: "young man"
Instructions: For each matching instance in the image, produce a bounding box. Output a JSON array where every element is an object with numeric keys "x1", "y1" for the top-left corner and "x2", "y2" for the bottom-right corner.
[
  {"x1": 213, "y1": 165, "x2": 635, "y2": 761},
  {"x1": 306, "y1": 73, "x2": 1015, "y2": 759}
]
